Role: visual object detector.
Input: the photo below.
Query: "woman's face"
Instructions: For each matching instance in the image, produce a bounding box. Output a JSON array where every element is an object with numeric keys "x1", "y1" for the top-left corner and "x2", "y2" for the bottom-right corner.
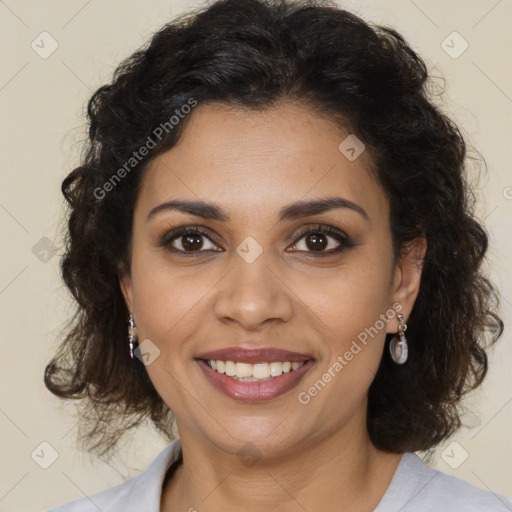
[{"x1": 120, "y1": 101, "x2": 425, "y2": 458}]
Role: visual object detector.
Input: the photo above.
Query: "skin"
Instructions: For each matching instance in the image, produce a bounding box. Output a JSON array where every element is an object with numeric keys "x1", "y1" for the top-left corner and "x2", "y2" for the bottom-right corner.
[{"x1": 119, "y1": 101, "x2": 427, "y2": 512}]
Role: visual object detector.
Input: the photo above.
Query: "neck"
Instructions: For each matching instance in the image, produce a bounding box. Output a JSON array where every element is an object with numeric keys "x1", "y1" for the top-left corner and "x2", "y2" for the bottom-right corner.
[{"x1": 161, "y1": 411, "x2": 402, "y2": 512}]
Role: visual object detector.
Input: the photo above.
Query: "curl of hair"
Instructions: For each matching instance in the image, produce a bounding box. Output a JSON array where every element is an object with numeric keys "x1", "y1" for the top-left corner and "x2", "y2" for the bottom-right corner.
[{"x1": 45, "y1": 0, "x2": 504, "y2": 460}]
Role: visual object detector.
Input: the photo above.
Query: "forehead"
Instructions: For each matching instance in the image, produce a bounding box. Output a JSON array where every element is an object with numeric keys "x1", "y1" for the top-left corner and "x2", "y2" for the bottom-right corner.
[{"x1": 136, "y1": 102, "x2": 388, "y2": 224}]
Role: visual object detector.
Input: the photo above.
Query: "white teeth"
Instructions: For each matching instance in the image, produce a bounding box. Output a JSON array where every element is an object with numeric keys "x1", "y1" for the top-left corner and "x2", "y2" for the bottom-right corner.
[
  {"x1": 235, "y1": 362, "x2": 253, "y2": 377},
  {"x1": 253, "y1": 363, "x2": 270, "y2": 379},
  {"x1": 270, "y1": 362, "x2": 283, "y2": 377},
  {"x1": 206, "y1": 359, "x2": 307, "y2": 380},
  {"x1": 225, "y1": 361, "x2": 236, "y2": 377}
]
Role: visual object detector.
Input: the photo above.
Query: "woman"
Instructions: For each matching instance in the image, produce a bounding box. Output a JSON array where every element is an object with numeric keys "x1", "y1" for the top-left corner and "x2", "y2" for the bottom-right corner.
[{"x1": 43, "y1": 0, "x2": 512, "y2": 510}]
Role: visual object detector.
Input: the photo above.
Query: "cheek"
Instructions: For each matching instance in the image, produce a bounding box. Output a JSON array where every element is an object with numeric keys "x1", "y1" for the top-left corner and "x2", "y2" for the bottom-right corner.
[
  {"x1": 295, "y1": 253, "x2": 393, "y2": 337},
  {"x1": 131, "y1": 250, "x2": 218, "y2": 356},
  {"x1": 130, "y1": 254, "x2": 210, "y2": 413}
]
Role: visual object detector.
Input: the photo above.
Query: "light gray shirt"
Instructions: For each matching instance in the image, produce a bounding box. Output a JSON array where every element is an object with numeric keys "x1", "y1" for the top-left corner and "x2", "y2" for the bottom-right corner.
[{"x1": 43, "y1": 438, "x2": 512, "y2": 511}]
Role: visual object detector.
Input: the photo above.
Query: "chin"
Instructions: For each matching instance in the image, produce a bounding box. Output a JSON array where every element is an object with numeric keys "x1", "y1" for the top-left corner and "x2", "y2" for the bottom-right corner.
[{"x1": 202, "y1": 417, "x2": 306, "y2": 460}]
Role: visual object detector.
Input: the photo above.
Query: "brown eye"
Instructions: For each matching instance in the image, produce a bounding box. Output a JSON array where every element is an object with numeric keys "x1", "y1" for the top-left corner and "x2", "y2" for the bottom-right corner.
[
  {"x1": 160, "y1": 227, "x2": 222, "y2": 255},
  {"x1": 302, "y1": 232, "x2": 329, "y2": 252},
  {"x1": 180, "y1": 233, "x2": 205, "y2": 251},
  {"x1": 289, "y1": 225, "x2": 353, "y2": 256}
]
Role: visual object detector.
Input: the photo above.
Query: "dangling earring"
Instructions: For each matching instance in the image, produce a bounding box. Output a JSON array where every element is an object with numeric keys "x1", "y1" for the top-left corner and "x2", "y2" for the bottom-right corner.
[
  {"x1": 128, "y1": 312, "x2": 138, "y2": 359},
  {"x1": 390, "y1": 313, "x2": 408, "y2": 364}
]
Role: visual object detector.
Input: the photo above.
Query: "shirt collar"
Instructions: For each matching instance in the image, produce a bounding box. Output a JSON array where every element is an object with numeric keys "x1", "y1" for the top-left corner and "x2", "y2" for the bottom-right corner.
[{"x1": 110, "y1": 437, "x2": 183, "y2": 512}]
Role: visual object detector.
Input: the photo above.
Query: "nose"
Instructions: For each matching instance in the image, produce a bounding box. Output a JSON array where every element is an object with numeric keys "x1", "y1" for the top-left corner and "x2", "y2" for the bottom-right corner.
[{"x1": 213, "y1": 251, "x2": 294, "y2": 331}]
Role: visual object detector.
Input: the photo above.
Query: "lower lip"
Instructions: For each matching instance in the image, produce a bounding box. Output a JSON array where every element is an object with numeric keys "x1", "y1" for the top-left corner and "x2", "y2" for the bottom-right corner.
[{"x1": 196, "y1": 359, "x2": 314, "y2": 401}]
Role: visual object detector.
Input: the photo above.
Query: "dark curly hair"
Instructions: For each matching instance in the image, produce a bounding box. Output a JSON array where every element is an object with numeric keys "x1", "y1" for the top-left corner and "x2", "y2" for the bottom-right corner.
[{"x1": 45, "y1": 0, "x2": 504, "y2": 460}]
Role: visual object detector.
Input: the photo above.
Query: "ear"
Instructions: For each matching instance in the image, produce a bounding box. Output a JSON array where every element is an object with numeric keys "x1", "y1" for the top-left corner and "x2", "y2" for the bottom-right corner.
[
  {"x1": 118, "y1": 262, "x2": 134, "y2": 313},
  {"x1": 386, "y1": 237, "x2": 427, "y2": 333}
]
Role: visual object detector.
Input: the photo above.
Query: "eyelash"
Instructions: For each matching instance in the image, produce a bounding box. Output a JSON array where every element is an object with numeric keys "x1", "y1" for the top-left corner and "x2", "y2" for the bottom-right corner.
[{"x1": 158, "y1": 224, "x2": 353, "y2": 258}]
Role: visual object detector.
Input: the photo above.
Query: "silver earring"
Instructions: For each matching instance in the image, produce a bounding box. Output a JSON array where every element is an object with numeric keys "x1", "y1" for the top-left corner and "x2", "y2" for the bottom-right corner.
[
  {"x1": 390, "y1": 313, "x2": 408, "y2": 364},
  {"x1": 128, "y1": 312, "x2": 138, "y2": 359}
]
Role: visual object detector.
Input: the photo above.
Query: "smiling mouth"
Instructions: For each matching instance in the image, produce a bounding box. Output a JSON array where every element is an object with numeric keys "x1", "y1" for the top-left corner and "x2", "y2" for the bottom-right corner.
[
  {"x1": 200, "y1": 359, "x2": 311, "y2": 381},
  {"x1": 195, "y1": 356, "x2": 315, "y2": 401}
]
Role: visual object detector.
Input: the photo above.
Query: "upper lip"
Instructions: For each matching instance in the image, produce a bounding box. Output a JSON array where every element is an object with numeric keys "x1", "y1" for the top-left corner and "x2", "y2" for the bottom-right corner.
[{"x1": 195, "y1": 347, "x2": 314, "y2": 364}]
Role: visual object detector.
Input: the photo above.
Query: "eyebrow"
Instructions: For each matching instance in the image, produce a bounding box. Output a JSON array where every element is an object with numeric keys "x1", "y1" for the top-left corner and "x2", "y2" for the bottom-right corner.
[{"x1": 146, "y1": 196, "x2": 369, "y2": 224}]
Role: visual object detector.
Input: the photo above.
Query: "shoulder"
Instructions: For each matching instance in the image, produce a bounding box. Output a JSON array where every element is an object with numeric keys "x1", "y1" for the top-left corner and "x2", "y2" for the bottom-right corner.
[
  {"x1": 41, "y1": 476, "x2": 136, "y2": 512},
  {"x1": 41, "y1": 439, "x2": 182, "y2": 512},
  {"x1": 377, "y1": 452, "x2": 512, "y2": 512},
  {"x1": 417, "y1": 463, "x2": 512, "y2": 511}
]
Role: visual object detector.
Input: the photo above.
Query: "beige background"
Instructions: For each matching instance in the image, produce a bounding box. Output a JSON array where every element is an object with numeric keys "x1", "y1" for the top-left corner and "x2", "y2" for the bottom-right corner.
[{"x1": 0, "y1": 0, "x2": 511, "y2": 510}]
